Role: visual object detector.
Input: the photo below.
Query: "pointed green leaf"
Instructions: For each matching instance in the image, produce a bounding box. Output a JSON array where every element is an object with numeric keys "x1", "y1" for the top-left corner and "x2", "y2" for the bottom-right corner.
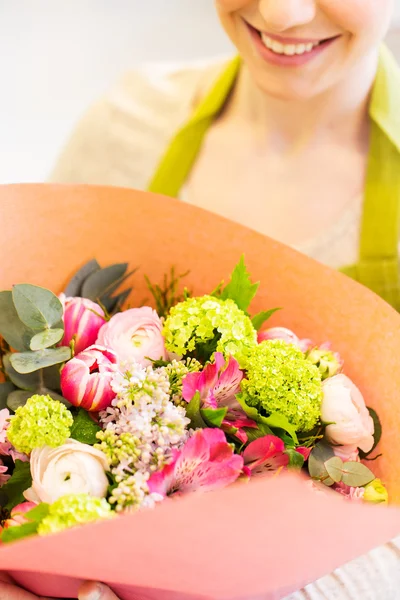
[
  {"x1": 25, "y1": 503, "x2": 50, "y2": 523},
  {"x1": 10, "y1": 347, "x2": 71, "y2": 374},
  {"x1": 261, "y1": 413, "x2": 299, "y2": 445},
  {"x1": 64, "y1": 259, "x2": 101, "y2": 297},
  {"x1": 0, "y1": 291, "x2": 35, "y2": 351},
  {"x1": 252, "y1": 308, "x2": 281, "y2": 331},
  {"x1": 70, "y1": 409, "x2": 101, "y2": 445},
  {"x1": 1, "y1": 521, "x2": 39, "y2": 544},
  {"x1": 12, "y1": 284, "x2": 63, "y2": 330},
  {"x1": 286, "y1": 449, "x2": 305, "y2": 469},
  {"x1": 0, "y1": 382, "x2": 15, "y2": 410},
  {"x1": 3, "y1": 354, "x2": 61, "y2": 391},
  {"x1": 185, "y1": 392, "x2": 207, "y2": 429},
  {"x1": 220, "y1": 256, "x2": 259, "y2": 312},
  {"x1": 324, "y1": 456, "x2": 344, "y2": 483},
  {"x1": 308, "y1": 442, "x2": 334, "y2": 480},
  {"x1": 7, "y1": 390, "x2": 34, "y2": 412},
  {"x1": 30, "y1": 328, "x2": 64, "y2": 351},
  {"x1": 1, "y1": 460, "x2": 32, "y2": 511},
  {"x1": 201, "y1": 407, "x2": 228, "y2": 428},
  {"x1": 341, "y1": 461, "x2": 375, "y2": 488},
  {"x1": 81, "y1": 263, "x2": 128, "y2": 301}
]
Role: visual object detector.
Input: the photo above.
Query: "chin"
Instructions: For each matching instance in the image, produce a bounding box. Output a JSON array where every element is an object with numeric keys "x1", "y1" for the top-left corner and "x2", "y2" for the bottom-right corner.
[{"x1": 250, "y1": 70, "x2": 326, "y2": 102}]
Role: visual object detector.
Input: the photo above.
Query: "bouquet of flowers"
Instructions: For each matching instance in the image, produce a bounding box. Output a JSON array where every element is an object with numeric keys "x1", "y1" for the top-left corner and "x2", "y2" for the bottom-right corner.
[
  {"x1": 0, "y1": 256, "x2": 386, "y2": 544},
  {"x1": 0, "y1": 184, "x2": 399, "y2": 600}
]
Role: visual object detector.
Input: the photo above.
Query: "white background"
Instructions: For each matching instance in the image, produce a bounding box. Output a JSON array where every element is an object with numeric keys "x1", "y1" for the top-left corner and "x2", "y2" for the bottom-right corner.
[{"x1": 0, "y1": 0, "x2": 399, "y2": 185}]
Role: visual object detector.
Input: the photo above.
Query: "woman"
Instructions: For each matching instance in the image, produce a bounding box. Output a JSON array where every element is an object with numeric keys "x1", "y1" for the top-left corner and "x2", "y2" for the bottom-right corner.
[
  {"x1": 50, "y1": 0, "x2": 400, "y2": 308},
  {"x1": 3, "y1": 1, "x2": 400, "y2": 598}
]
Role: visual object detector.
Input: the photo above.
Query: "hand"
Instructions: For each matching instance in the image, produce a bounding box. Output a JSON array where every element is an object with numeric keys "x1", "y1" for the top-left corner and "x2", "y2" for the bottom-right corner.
[{"x1": 78, "y1": 582, "x2": 120, "y2": 600}]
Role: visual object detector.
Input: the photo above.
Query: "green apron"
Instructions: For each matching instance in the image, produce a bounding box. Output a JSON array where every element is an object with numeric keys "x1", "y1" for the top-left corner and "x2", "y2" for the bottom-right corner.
[{"x1": 148, "y1": 49, "x2": 400, "y2": 310}]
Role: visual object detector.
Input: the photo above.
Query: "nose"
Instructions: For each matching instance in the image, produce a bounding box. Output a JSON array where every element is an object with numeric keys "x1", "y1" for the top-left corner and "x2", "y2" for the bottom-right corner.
[{"x1": 258, "y1": 0, "x2": 317, "y2": 32}]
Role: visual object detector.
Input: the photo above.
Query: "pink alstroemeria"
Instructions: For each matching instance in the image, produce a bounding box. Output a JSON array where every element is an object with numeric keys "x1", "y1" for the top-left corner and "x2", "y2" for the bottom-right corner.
[
  {"x1": 60, "y1": 295, "x2": 107, "y2": 355},
  {"x1": 333, "y1": 482, "x2": 365, "y2": 502},
  {"x1": 242, "y1": 435, "x2": 289, "y2": 476},
  {"x1": 60, "y1": 345, "x2": 117, "y2": 411},
  {"x1": 0, "y1": 408, "x2": 28, "y2": 463},
  {"x1": 148, "y1": 428, "x2": 243, "y2": 498},
  {"x1": 182, "y1": 353, "x2": 257, "y2": 442}
]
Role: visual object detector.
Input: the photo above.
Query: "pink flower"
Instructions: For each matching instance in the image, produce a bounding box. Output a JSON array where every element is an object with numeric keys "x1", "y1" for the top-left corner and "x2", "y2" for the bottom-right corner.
[
  {"x1": 0, "y1": 459, "x2": 9, "y2": 487},
  {"x1": 182, "y1": 353, "x2": 257, "y2": 443},
  {"x1": 257, "y1": 327, "x2": 312, "y2": 353},
  {"x1": 96, "y1": 307, "x2": 166, "y2": 367},
  {"x1": 333, "y1": 481, "x2": 365, "y2": 502},
  {"x1": 60, "y1": 295, "x2": 107, "y2": 354},
  {"x1": 0, "y1": 409, "x2": 28, "y2": 463},
  {"x1": 148, "y1": 429, "x2": 243, "y2": 497},
  {"x1": 2, "y1": 502, "x2": 37, "y2": 528},
  {"x1": 242, "y1": 435, "x2": 289, "y2": 476},
  {"x1": 333, "y1": 445, "x2": 359, "y2": 463},
  {"x1": 60, "y1": 345, "x2": 117, "y2": 411},
  {"x1": 322, "y1": 374, "x2": 374, "y2": 453}
]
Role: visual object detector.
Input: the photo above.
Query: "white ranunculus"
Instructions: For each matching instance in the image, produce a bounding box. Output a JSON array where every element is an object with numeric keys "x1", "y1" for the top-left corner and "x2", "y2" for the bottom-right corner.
[{"x1": 24, "y1": 439, "x2": 109, "y2": 504}]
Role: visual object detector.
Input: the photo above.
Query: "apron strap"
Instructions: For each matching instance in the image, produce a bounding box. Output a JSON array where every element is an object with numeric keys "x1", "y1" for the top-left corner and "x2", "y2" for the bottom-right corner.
[
  {"x1": 343, "y1": 122, "x2": 400, "y2": 309},
  {"x1": 148, "y1": 57, "x2": 241, "y2": 198}
]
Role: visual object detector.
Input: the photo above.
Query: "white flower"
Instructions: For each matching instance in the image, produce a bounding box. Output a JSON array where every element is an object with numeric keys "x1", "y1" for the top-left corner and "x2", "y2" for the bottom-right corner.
[{"x1": 24, "y1": 439, "x2": 109, "y2": 504}]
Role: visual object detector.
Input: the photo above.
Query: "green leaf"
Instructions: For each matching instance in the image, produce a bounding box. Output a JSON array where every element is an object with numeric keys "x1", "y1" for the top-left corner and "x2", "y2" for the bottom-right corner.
[
  {"x1": 201, "y1": 407, "x2": 228, "y2": 428},
  {"x1": 308, "y1": 442, "x2": 334, "y2": 481},
  {"x1": 1, "y1": 460, "x2": 32, "y2": 511},
  {"x1": 286, "y1": 449, "x2": 305, "y2": 469},
  {"x1": 81, "y1": 263, "x2": 128, "y2": 301},
  {"x1": 252, "y1": 308, "x2": 281, "y2": 331},
  {"x1": 220, "y1": 256, "x2": 259, "y2": 312},
  {"x1": 12, "y1": 284, "x2": 63, "y2": 330},
  {"x1": 25, "y1": 503, "x2": 50, "y2": 523},
  {"x1": 30, "y1": 328, "x2": 64, "y2": 351},
  {"x1": 70, "y1": 408, "x2": 101, "y2": 445},
  {"x1": 341, "y1": 461, "x2": 375, "y2": 488},
  {"x1": 0, "y1": 291, "x2": 35, "y2": 351},
  {"x1": 1, "y1": 521, "x2": 39, "y2": 544},
  {"x1": 261, "y1": 413, "x2": 299, "y2": 445},
  {"x1": 185, "y1": 392, "x2": 207, "y2": 429},
  {"x1": 64, "y1": 259, "x2": 101, "y2": 297},
  {"x1": 7, "y1": 390, "x2": 34, "y2": 412},
  {"x1": 324, "y1": 456, "x2": 344, "y2": 483},
  {"x1": 360, "y1": 407, "x2": 382, "y2": 459},
  {"x1": 3, "y1": 355, "x2": 61, "y2": 391},
  {"x1": 0, "y1": 381, "x2": 15, "y2": 410},
  {"x1": 10, "y1": 347, "x2": 71, "y2": 374},
  {"x1": 41, "y1": 388, "x2": 72, "y2": 407}
]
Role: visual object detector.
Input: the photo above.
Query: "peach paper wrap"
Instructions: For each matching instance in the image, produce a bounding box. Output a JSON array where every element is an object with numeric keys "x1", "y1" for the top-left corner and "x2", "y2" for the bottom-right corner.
[{"x1": 0, "y1": 184, "x2": 400, "y2": 599}]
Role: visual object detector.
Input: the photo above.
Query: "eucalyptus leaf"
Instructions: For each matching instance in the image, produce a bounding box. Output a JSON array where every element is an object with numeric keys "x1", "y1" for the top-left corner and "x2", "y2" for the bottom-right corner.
[
  {"x1": 81, "y1": 263, "x2": 128, "y2": 301},
  {"x1": 41, "y1": 387, "x2": 72, "y2": 407},
  {"x1": 0, "y1": 381, "x2": 16, "y2": 409},
  {"x1": 30, "y1": 328, "x2": 64, "y2": 351},
  {"x1": 252, "y1": 308, "x2": 281, "y2": 331},
  {"x1": 0, "y1": 291, "x2": 35, "y2": 351},
  {"x1": 324, "y1": 456, "x2": 344, "y2": 483},
  {"x1": 308, "y1": 442, "x2": 335, "y2": 480},
  {"x1": 7, "y1": 390, "x2": 34, "y2": 412},
  {"x1": 101, "y1": 288, "x2": 132, "y2": 314},
  {"x1": 12, "y1": 284, "x2": 63, "y2": 331},
  {"x1": 341, "y1": 461, "x2": 375, "y2": 488},
  {"x1": 64, "y1": 259, "x2": 100, "y2": 296},
  {"x1": 201, "y1": 407, "x2": 228, "y2": 428},
  {"x1": 10, "y1": 347, "x2": 71, "y2": 374},
  {"x1": 3, "y1": 354, "x2": 61, "y2": 391}
]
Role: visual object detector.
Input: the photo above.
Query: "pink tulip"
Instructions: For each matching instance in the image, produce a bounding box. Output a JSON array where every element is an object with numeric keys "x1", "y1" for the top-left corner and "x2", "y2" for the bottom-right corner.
[
  {"x1": 258, "y1": 327, "x2": 312, "y2": 353},
  {"x1": 60, "y1": 345, "x2": 117, "y2": 411},
  {"x1": 3, "y1": 502, "x2": 37, "y2": 528},
  {"x1": 148, "y1": 429, "x2": 243, "y2": 498},
  {"x1": 60, "y1": 296, "x2": 107, "y2": 354},
  {"x1": 0, "y1": 459, "x2": 9, "y2": 486}
]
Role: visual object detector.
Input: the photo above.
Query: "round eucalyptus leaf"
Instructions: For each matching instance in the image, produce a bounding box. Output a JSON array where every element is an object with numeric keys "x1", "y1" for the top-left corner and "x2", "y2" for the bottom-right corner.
[
  {"x1": 3, "y1": 354, "x2": 61, "y2": 391},
  {"x1": 10, "y1": 347, "x2": 71, "y2": 374},
  {"x1": 7, "y1": 390, "x2": 34, "y2": 412},
  {"x1": 0, "y1": 291, "x2": 34, "y2": 351},
  {"x1": 12, "y1": 284, "x2": 63, "y2": 330},
  {"x1": 341, "y1": 461, "x2": 375, "y2": 488},
  {"x1": 324, "y1": 456, "x2": 344, "y2": 483},
  {"x1": 0, "y1": 382, "x2": 16, "y2": 410},
  {"x1": 41, "y1": 387, "x2": 72, "y2": 408},
  {"x1": 30, "y1": 328, "x2": 64, "y2": 351},
  {"x1": 308, "y1": 442, "x2": 335, "y2": 480}
]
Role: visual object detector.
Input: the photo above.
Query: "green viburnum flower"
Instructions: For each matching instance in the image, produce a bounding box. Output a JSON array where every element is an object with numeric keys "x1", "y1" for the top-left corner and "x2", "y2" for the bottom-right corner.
[
  {"x1": 37, "y1": 494, "x2": 114, "y2": 535},
  {"x1": 6, "y1": 395, "x2": 73, "y2": 454},
  {"x1": 241, "y1": 340, "x2": 323, "y2": 432},
  {"x1": 163, "y1": 296, "x2": 257, "y2": 364}
]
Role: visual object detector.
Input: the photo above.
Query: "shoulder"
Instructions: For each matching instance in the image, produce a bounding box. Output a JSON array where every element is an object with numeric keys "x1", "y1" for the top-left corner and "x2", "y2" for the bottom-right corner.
[{"x1": 50, "y1": 57, "x2": 232, "y2": 188}]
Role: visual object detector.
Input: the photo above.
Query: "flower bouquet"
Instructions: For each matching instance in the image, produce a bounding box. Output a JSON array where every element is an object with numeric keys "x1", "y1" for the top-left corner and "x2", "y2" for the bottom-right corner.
[{"x1": 0, "y1": 184, "x2": 400, "y2": 600}]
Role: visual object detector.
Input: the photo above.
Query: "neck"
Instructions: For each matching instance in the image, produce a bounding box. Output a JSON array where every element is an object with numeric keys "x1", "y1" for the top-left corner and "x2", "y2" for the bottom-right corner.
[{"x1": 225, "y1": 51, "x2": 379, "y2": 149}]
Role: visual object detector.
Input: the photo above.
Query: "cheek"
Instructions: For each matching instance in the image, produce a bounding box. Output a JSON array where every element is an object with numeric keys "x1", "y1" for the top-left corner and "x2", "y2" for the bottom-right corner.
[
  {"x1": 321, "y1": 0, "x2": 392, "y2": 33},
  {"x1": 215, "y1": 0, "x2": 250, "y2": 10}
]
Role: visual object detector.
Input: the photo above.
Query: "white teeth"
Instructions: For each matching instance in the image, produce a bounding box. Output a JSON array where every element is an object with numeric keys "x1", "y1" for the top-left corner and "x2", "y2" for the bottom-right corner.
[{"x1": 261, "y1": 34, "x2": 319, "y2": 56}]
